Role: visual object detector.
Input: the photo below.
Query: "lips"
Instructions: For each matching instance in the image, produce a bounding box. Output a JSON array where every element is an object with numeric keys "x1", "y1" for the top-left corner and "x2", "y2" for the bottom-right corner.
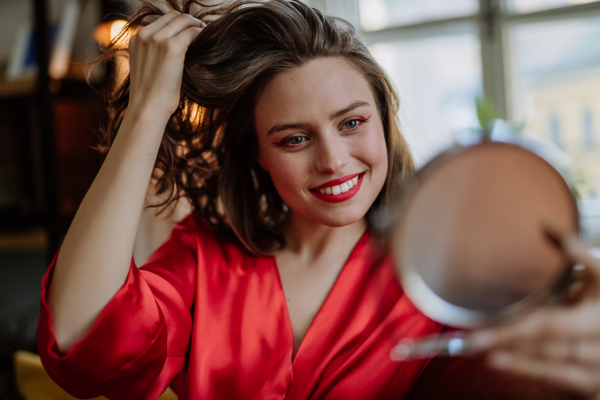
[
  {"x1": 310, "y1": 173, "x2": 364, "y2": 203},
  {"x1": 311, "y1": 172, "x2": 362, "y2": 191}
]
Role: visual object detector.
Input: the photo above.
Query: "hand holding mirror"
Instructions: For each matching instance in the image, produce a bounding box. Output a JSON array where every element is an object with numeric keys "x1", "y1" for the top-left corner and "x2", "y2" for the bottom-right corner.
[{"x1": 387, "y1": 140, "x2": 580, "y2": 360}]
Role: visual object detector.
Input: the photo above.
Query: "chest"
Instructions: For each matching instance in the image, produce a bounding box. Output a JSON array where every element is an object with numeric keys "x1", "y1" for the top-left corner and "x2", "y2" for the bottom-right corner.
[
  {"x1": 185, "y1": 245, "x2": 438, "y2": 399},
  {"x1": 274, "y1": 254, "x2": 346, "y2": 358}
]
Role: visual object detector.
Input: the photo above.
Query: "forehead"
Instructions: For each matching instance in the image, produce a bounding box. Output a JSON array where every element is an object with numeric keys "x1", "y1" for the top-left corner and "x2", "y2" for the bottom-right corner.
[{"x1": 254, "y1": 57, "x2": 375, "y2": 133}]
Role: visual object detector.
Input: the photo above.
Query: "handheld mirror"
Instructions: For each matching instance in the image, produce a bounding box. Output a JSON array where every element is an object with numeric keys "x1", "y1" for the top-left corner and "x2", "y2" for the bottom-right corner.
[{"x1": 390, "y1": 141, "x2": 579, "y2": 359}]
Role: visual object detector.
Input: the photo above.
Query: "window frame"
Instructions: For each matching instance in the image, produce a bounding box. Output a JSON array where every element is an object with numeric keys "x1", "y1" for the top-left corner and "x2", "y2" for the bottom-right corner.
[{"x1": 311, "y1": 0, "x2": 600, "y2": 124}]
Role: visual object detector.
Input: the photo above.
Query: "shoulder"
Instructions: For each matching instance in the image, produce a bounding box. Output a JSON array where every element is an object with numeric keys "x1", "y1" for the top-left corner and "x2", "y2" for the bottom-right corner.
[{"x1": 170, "y1": 213, "x2": 254, "y2": 263}]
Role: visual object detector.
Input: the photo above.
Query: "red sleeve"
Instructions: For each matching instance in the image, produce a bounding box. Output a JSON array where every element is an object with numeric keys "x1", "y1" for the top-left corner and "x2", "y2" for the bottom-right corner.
[{"x1": 37, "y1": 215, "x2": 198, "y2": 400}]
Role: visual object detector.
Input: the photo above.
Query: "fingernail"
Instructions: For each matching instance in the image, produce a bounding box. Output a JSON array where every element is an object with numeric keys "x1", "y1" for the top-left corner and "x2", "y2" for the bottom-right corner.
[
  {"x1": 489, "y1": 352, "x2": 513, "y2": 370},
  {"x1": 390, "y1": 343, "x2": 411, "y2": 361},
  {"x1": 390, "y1": 338, "x2": 415, "y2": 361}
]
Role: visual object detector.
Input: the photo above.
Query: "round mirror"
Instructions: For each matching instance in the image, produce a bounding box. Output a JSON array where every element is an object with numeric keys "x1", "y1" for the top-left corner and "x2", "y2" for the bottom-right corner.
[{"x1": 392, "y1": 141, "x2": 579, "y2": 329}]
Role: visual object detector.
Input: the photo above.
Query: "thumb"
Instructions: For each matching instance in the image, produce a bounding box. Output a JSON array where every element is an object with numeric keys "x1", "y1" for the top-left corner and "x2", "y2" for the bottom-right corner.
[
  {"x1": 564, "y1": 234, "x2": 600, "y2": 273},
  {"x1": 563, "y1": 234, "x2": 600, "y2": 300}
]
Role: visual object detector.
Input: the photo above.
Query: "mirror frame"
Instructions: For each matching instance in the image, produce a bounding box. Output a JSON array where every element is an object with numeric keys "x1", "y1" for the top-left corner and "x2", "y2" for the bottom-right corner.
[{"x1": 392, "y1": 141, "x2": 580, "y2": 328}]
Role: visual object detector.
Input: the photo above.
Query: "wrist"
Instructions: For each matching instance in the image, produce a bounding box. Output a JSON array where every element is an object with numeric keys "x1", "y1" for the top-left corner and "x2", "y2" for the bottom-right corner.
[
  {"x1": 116, "y1": 106, "x2": 172, "y2": 148},
  {"x1": 124, "y1": 104, "x2": 172, "y2": 126}
]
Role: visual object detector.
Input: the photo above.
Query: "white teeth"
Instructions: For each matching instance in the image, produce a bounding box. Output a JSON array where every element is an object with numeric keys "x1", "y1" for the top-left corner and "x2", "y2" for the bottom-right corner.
[{"x1": 315, "y1": 174, "x2": 361, "y2": 196}]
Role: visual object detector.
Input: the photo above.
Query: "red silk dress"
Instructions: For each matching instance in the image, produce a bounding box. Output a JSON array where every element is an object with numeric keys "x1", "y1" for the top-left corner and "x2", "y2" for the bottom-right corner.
[{"x1": 37, "y1": 214, "x2": 442, "y2": 399}]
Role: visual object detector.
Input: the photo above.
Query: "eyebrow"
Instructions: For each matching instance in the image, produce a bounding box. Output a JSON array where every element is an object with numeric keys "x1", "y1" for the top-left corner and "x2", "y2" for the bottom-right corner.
[
  {"x1": 266, "y1": 100, "x2": 370, "y2": 136},
  {"x1": 329, "y1": 100, "x2": 370, "y2": 120}
]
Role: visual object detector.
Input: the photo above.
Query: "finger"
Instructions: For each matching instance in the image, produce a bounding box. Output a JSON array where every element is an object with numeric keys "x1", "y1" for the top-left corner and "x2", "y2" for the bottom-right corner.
[
  {"x1": 538, "y1": 338, "x2": 600, "y2": 366},
  {"x1": 151, "y1": 27, "x2": 203, "y2": 59},
  {"x1": 565, "y1": 234, "x2": 600, "y2": 274},
  {"x1": 471, "y1": 308, "x2": 600, "y2": 350},
  {"x1": 537, "y1": 339, "x2": 571, "y2": 361},
  {"x1": 171, "y1": 26, "x2": 204, "y2": 48},
  {"x1": 471, "y1": 311, "x2": 556, "y2": 349},
  {"x1": 151, "y1": 14, "x2": 204, "y2": 41},
  {"x1": 137, "y1": 10, "x2": 181, "y2": 39},
  {"x1": 487, "y1": 351, "x2": 599, "y2": 395},
  {"x1": 546, "y1": 230, "x2": 600, "y2": 295}
]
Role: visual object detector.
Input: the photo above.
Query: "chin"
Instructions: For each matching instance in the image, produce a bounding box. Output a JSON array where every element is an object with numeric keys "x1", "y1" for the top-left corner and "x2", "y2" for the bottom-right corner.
[
  {"x1": 303, "y1": 207, "x2": 369, "y2": 228},
  {"x1": 282, "y1": 184, "x2": 382, "y2": 228}
]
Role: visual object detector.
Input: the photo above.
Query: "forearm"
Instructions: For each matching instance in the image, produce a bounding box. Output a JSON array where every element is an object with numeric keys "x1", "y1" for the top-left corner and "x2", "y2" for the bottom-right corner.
[{"x1": 48, "y1": 106, "x2": 169, "y2": 352}]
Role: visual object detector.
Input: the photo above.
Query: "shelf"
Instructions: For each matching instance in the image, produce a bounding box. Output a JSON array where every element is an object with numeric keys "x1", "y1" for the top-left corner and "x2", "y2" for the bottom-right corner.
[
  {"x1": 0, "y1": 228, "x2": 47, "y2": 252},
  {"x1": 0, "y1": 78, "x2": 36, "y2": 99}
]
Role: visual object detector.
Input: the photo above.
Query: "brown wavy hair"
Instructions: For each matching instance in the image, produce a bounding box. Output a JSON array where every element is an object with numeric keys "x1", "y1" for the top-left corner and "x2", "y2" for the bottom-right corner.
[{"x1": 99, "y1": 0, "x2": 415, "y2": 254}]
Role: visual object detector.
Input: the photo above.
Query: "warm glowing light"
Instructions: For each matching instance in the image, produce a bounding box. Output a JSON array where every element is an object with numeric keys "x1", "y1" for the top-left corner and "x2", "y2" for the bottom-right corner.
[
  {"x1": 110, "y1": 20, "x2": 127, "y2": 41},
  {"x1": 93, "y1": 19, "x2": 128, "y2": 47}
]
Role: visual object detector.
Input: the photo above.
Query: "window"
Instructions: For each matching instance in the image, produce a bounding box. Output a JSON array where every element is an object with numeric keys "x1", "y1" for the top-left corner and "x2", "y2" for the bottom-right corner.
[
  {"x1": 359, "y1": 0, "x2": 478, "y2": 30},
  {"x1": 355, "y1": 1, "x2": 483, "y2": 165},
  {"x1": 584, "y1": 108, "x2": 595, "y2": 149},
  {"x1": 549, "y1": 112, "x2": 562, "y2": 147},
  {"x1": 369, "y1": 32, "x2": 482, "y2": 164},
  {"x1": 507, "y1": 15, "x2": 600, "y2": 150},
  {"x1": 507, "y1": 0, "x2": 598, "y2": 13}
]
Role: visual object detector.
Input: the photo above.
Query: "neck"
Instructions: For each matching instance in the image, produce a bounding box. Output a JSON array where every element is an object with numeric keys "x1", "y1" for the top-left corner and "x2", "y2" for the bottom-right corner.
[{"x1": 281, "y1": 211, "x2": 368, "y2": 260}]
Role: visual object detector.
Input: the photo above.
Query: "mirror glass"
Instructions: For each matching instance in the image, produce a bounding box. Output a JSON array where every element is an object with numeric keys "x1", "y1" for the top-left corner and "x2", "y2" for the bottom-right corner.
[{"x1": 392, "y1": 142, "x2": 579, "y2": 328}]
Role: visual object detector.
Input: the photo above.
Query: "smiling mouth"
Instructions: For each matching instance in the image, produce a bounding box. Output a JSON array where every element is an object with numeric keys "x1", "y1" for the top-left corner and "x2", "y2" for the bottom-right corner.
[
  {"x1": 309, "y1": 173, "x2": 364, "y2": 203},
  {"x1": 311, "y1": 174, "x2": 361, "y2": 196}
]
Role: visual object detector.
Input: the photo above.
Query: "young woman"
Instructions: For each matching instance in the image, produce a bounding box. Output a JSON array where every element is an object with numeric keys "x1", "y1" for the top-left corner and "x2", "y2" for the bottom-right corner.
[{"x1": 37, "y1": 1, "x2": 600, "y2": 399}]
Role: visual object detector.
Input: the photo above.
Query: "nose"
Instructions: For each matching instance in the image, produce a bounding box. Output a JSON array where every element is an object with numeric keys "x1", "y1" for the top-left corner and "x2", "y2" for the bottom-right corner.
[{"x1": 314, "y1": 132, "x2": 349, "y2": 174}]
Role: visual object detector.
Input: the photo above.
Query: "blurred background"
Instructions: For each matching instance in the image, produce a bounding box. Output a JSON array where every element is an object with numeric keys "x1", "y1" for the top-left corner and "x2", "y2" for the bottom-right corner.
[{"x1": 0, "y1": 0, "x2": 599, "y2": 398}]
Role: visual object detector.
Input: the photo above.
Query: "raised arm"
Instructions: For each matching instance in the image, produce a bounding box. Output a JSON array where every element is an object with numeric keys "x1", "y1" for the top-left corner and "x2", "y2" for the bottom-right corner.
[{"x1": 47, "y1": 10, "x2": 204, "y2": 353}]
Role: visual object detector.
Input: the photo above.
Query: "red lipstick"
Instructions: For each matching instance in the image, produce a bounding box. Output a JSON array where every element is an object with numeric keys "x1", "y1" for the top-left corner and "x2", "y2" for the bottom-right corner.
[
  {"x1": 311, "y1": 173, "x2": 362, "y2": 191},
  {"x1": 310, "y1": 173, "x2": 364, "y2": 203}
]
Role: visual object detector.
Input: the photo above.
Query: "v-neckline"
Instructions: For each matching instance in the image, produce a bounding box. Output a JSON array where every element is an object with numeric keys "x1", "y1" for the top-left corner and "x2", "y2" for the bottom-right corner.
[{"x1": 269, "y1": 229, "x2": 370, "y2": 365}]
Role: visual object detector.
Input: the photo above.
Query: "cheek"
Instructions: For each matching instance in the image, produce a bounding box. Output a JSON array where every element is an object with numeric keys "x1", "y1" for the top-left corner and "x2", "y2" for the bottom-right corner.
[
  {"x1": 356, "y1": 128, "x2": 388, "y2": 179},
  {"x1": 260, "y1": 150, "x2": 310, "y2": 197}
]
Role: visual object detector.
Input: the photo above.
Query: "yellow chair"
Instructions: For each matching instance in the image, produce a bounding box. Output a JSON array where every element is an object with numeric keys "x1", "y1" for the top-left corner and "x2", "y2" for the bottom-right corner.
[{"x1": 14, "y1": 351, "x2": 178, "y2": 400}]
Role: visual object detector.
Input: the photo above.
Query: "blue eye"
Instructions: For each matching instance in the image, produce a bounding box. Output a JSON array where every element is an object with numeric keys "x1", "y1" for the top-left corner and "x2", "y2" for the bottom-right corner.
[
  {"x1": 344, "y1": 119, "x2": 363, "y2": 130},
  {"x1": 289, "y1": 136, "x2": 305, "y2": 145},
  {"x1": 281, "y1": 136, "x2": 307, "y2": 147}
]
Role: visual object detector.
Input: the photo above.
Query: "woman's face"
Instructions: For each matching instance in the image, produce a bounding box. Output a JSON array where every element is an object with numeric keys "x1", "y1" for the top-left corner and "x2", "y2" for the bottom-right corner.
[{"x1": 255, "y1": 57, "x2": 388, "y2": 227}]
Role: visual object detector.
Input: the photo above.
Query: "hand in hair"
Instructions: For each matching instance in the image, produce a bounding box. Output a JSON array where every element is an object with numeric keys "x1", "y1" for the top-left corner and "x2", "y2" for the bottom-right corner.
[
  {"x1": 128, "y1": 10, "x2": 205, "y2": 118},
  {"x1": 47, "y1": 9, "x2": 204, "y2": 355}
]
